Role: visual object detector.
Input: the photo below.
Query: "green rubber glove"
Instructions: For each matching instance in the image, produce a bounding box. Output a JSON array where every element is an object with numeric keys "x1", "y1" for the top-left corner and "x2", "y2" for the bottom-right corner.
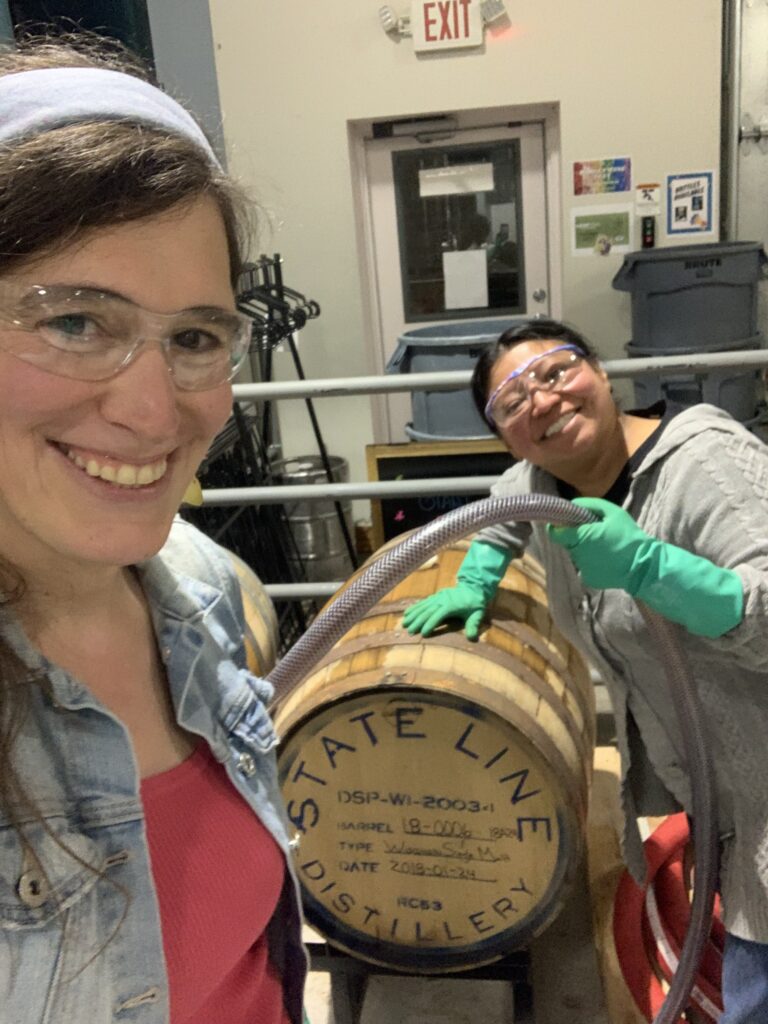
[
  {"x1": 547, "y1": 496, "x2": 744, "y2": 639},
  {"x1": 402, "y1": 540, "x2": 512, "y2": 640}
]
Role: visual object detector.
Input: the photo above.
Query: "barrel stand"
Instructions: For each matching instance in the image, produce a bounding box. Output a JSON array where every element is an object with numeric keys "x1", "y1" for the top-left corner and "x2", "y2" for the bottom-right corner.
[{"x1": 306, "y1": 940, "x2": 535, "y2": 1024}]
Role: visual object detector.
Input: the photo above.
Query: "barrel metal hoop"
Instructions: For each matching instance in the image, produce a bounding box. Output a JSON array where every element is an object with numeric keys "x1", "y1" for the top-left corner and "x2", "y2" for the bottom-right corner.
[
  {"x1": 288, "y1": 626, "x2": 593, "y2": 774},
  {"x1": 487, "y1": 617, "x2": 596, "y2": 745}
]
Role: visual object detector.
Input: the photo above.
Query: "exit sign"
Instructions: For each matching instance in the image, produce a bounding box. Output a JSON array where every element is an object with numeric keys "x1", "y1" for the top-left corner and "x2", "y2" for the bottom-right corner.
[{"x1": 411, "y1": 0, "x2": 483, "y2": 51}]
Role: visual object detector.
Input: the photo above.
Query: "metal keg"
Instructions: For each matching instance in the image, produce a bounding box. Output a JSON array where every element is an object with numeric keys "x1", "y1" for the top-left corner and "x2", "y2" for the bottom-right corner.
[{"x1": 272, "y1": 455, "x2": 354, "y2": 583}]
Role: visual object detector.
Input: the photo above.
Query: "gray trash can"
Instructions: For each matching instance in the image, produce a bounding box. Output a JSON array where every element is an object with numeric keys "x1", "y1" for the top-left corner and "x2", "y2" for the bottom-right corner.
[
  {"x1": 625, "y1": 336, "x2": 762, "y2": 424},
  {"x1": 612, "y1": 242, "x2": 767, "y2": 351},
  {"x1": 386, "y1": 319, "x2": 522, "y2": 440}
]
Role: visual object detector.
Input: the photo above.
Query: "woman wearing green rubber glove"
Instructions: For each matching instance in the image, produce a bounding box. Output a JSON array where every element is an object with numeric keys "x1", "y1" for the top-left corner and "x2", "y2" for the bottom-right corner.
[{"x1": 402, "y1": 318, "x2": 768, "y2": 1023}]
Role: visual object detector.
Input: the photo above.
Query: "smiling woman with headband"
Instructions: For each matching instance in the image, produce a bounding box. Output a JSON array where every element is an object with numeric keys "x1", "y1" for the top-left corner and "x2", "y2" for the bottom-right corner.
[
  {"x1": 0, "y1": 35, "x2": 305, "y2": 1024},
  {"x1": 404, "y1": 317, "x2": 768, "y2": 1024}
]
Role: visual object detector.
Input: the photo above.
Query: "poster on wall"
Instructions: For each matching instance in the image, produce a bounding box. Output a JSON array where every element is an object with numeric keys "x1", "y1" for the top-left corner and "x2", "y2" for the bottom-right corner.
[
  {"x1": 571, "y1": 205, "x2": 633, "y2": 256},
  {"x1": 573, "y1": 157, "x2": 631, "y2": 196},
  {"x1": 666, "y1": 172, "x2": 714, "y2": 234}
]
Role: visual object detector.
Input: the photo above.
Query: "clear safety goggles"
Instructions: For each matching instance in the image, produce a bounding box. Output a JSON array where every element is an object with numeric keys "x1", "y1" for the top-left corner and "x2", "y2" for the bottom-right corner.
[
  {"x1": 0, "y1": 282, "x2": 252, "y2": 391},
  {"x1": 484, "y1": 344, "x2": 585, "y2": 428}
]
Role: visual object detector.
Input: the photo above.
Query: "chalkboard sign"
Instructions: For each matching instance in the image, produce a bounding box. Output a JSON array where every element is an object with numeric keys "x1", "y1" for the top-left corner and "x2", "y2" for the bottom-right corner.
[{"x1": 365, "y1": 439, "x2": 513, "y2": 547}]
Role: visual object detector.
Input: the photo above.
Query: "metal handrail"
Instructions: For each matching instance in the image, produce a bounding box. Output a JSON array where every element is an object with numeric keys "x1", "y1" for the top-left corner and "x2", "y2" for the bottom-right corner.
[
  {"x1": 223, "y1": 346, "x2": 768, "y2": 599},
  {"x1": 232, "y1": 348, "x2": 768, "y2": 403},
  {"x1": 203, "y1": 475, "x2": 500, "y2": 507}
]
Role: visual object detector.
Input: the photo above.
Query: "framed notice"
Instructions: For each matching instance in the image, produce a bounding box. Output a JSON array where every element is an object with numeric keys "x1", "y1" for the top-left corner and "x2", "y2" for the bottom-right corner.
[
  {"x1": 666, "y1": 172, "x2": 714, "y2": 235},
  {"x1": 366, "y1": 439, "x2": 512, "y2": 549},
  {"x1": 571, "y1": 205, "x2": 633, "y2": 256}
]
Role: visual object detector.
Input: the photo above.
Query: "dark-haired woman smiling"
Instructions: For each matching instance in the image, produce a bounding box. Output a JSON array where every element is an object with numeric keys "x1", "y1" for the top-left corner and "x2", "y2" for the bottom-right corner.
[{"x1": 405, "y1": 318, "x2": 768, "y2": 1024}]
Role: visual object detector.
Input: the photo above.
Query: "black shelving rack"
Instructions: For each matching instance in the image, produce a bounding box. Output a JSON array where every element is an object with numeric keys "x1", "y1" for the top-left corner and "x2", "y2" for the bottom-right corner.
[{"x1": 184, "y1": 255, "x2": 357, "y2": 654}]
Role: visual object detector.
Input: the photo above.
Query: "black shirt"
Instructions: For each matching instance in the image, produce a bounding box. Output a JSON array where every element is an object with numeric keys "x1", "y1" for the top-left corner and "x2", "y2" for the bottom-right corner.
[{"x1": 555, "y1": 401, "x2": 681, "y2": 505}]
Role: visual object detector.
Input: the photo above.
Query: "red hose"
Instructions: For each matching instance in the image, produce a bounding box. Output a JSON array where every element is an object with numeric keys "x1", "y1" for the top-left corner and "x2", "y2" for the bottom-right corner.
[
  {"x1": 653, "y1": 851, "x2": 723, "y2": 993},
  {"x1": 613, "y1": 814, "x2": 723, "y2": 1022}
]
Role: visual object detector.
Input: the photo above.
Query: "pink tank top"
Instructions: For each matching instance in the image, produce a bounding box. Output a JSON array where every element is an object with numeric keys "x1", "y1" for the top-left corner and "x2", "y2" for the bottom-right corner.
[{"x1": 141, "y1": 742, "x2": 291, "y2": 1024}]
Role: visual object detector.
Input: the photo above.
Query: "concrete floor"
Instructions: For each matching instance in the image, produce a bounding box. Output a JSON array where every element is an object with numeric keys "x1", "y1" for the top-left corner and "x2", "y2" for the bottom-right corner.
[{"x1": 305, "y1": 965, "x2": 517, "y2": 1024}]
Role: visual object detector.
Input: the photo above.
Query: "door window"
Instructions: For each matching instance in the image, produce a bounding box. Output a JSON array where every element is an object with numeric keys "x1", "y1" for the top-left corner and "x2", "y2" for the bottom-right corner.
[
  {"x1": 361, "y1": 120, "x2": 551, "y2": 442},
  {"x1": 393, "y1": 139, "x2": 524, "y2": 321}
]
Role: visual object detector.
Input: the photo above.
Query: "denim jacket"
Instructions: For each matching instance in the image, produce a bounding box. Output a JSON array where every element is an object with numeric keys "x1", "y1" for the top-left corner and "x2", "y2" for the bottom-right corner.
[{"x1": 0, "y1": 519, "x2": 307, "y2": 1024}]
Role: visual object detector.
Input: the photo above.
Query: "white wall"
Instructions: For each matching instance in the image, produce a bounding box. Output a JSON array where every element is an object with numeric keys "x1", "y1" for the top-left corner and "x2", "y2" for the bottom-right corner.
[{"x1": 208, "y1": 0, "x2": 722, "y2": 478}]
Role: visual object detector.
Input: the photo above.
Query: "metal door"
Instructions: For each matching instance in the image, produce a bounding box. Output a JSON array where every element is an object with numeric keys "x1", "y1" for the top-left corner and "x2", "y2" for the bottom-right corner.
[{"x1": 362, "y1": 122, "x2": 550, "y2": 442}]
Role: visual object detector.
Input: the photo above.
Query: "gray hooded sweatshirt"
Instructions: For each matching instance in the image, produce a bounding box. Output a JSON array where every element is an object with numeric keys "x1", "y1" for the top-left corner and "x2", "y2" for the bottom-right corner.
[{"x1": 477, "y1": 403, "x2": 768, "y2": 942}]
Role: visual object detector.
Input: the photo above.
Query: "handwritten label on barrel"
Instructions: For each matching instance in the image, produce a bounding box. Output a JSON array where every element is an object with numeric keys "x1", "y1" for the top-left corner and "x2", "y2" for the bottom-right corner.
[{"x1": 279, "y1": 691, "x2": 564, "y2": 953}]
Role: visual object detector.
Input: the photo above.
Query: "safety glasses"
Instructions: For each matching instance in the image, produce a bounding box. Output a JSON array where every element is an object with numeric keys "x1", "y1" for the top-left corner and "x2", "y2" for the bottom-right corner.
[
  {"x1": 0, "y1": 282, "x2": 252, "y2": 391},
  {"x1": 484, "y1": 344, "x2": 585, "y2": 428}
]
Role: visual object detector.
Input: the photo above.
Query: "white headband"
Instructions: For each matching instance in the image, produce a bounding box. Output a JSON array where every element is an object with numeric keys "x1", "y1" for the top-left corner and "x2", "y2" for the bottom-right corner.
[{"x1": 0, "y1": 67, "x2": 220, "y2": 166}]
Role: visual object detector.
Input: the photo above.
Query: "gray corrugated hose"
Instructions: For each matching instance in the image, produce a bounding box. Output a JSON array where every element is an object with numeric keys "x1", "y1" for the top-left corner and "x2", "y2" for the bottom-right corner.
[{"x1": 267, "y1": 493, "x2": 717, "y2": 1024}]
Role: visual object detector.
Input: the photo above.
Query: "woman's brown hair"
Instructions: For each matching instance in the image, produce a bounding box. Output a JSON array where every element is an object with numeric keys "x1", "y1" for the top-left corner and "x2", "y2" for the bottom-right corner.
[
  {"x1": 0, "y1": 31, "x2": 250, "y2": 935},
  {"x1": 0, "y1": 34, "x2": 249, "y2": 281}
]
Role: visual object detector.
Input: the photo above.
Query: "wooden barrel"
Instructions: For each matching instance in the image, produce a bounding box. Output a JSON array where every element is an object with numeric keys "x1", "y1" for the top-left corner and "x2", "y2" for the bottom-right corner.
[
  {"x1": 228, "y1": 551, "x2": 280, "y2": 676},
  {"x1": 274, "y1": 537, "x2": 595, "y2": 973}
]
